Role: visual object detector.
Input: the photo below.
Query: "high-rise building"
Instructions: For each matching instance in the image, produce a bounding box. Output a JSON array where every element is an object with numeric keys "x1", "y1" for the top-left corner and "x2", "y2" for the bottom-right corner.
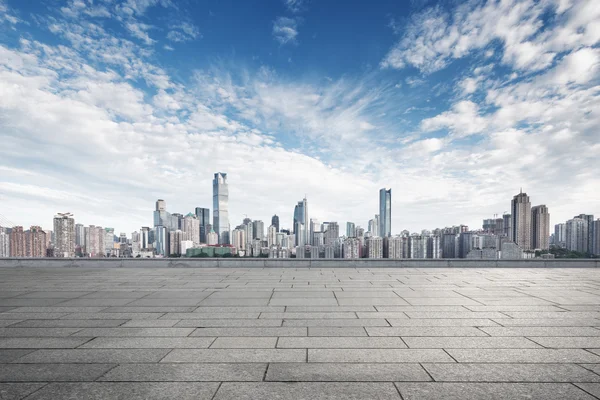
[
  {"x1": 244, "y1": 221, "x2": 253, "y2": 255},
  {"x1": 207, "y1": 228, "x2": 219, "y2": 246},
  {"x1": 575, "y1": 214, "x2": 595, "y2": 254},
  {"x1": 511, "y1": 191, "x2": 531, "y2": 250},
  {"x1": 346, "y1": 222, "x2": 356, "y2": 237},
  {"x1": 231, "y1": 228, "x2": 246, "y2": 253},
  {"x1": 9, "y1": 226, "x2": 25, "y2": 257},
  {"x1": 458, "y1": 232, "x2": 474, "y2": 258},
  {"x1": 312, "y1": 232, "x2": 324, "y2": 247},
  {"x1": 366, "y1": 236, "x2": 383, "y2": 258},
  {"x1": 379, "y1": 188, "x2": 392, "y2": 237},
  {"x1": 156, "y1": 199, "x2": 166, "y2": 211},
  {"x1": 253, "y1": 220, "x2": 265, "y2": 240},
  {"x1": 271, "y1": 215, "x2": 280, "y2": 232},
  {"x1": 531, "y1": 205, "x2": 550, "y2": 250},
  {"x1": 343, "y1": 237, "x2": 360, "y2": 259},
  {"x1": 267, "y1": 225, "x2": 277, "y2": 247},
  {"x1": 213, "y1": 172, "x2": 230, "y2": 244},
  {"x1": 141, "y1": 227, "x2": 150, "y2": 250},
  {"x1": 183, "y1": 213, "x2": 200, "y2": 245},
  {"x1": 0, "y1": 227, "x2": 9, "y2": 257},
  {"x1": 593, "y1": 219, "x2": 600, "y2": 256},
  {"x1": 26, "y1": 226, "x2": 46, "y2": 258},
  {"x1": 503, "y1": 213, "x2": 512, "y2": 240},
  {"x1": 195, "y1": 208, "x2": 210, "y2": 244},
  {"x1": 75, "y1": 223, "x2": 85, "y2": 248},
  {"x1": 169, "y1": 230, "x2": 183, "y2": 256},
  {"x1": 566, "y1": 217, "x2": 588, "y2": 253},
  {"x1": 409, "y1": 235, "x2": 427, "y2": 259},
  {"x1": 441, "y1": 233, "x2": 457, "y2": 258},
  {"x1": 104, "y1": 227, "x2": 115, "y2": 257},
  {"x1": 293, "y1": 198, "x2": 309, "y2": 246},
  {"x1": 384, "y1": 236, "x2": 403, "y2": 259},
  {"x1": 53, "y1": 213, "x2": 75, "y2": 258},
  {"x1": 324, "y1": 222, "x2": 339, "y2": 245},
  {"x1": 554, "y1": 223, "x2": 566, "y2": 248},
  {"x1": 155, "y1": 225, "x2": 168, "y2": 256},
  {"x1": 309, "y1": 218, "x2": 320, "y2": 245},
  {"x1": 427, "y1": 235, "x2": 442, "y2": 259}
]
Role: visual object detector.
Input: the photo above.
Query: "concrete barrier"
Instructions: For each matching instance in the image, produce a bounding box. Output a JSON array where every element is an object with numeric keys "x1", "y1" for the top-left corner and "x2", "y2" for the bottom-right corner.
[{"x1": 0, "y1": 258, "x2": 598, "y2": 268}]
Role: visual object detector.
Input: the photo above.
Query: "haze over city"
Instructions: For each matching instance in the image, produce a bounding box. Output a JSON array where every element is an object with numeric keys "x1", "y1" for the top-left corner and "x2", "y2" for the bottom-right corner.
[{"x1": 0, "y1": 0, "x2": 599, "y2": 234}]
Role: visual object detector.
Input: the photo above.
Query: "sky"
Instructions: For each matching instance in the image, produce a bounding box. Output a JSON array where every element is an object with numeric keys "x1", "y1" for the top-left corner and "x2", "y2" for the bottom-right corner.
[{"x1": 0, "y1": 0, "x2": 598, "y2": 235}]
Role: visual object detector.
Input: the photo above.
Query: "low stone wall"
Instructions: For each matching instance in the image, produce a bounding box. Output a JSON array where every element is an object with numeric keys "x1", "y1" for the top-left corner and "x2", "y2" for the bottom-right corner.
[{"x1": 0, "y1": 258, "x2": 598, "y2": 268}]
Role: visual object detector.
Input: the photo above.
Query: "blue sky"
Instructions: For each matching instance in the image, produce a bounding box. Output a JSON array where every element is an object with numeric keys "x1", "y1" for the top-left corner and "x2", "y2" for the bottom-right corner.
[{"x1": 0, "y1": 0, "x2": 598, "y2": 234}]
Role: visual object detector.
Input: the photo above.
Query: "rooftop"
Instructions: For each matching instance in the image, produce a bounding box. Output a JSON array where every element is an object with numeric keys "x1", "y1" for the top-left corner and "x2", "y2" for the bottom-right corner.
[{"x1": 1, "y1": 266, "x2": 600, "y2": 399}]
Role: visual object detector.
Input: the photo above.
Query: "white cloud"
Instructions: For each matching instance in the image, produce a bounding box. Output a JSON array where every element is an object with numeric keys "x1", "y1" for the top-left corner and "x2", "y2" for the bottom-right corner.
[
  {"x1": 381, "y1": 0, "x2": 599, "y2": 74},
  {"x1": 273, "y1": 17, "x2": 298, "y2": 45},
  {"x1": 284, "y1": 0, "x2": 305, "y2": 13},
  {"x1": 421, "y1": 101, "x2": 489, "y2": 137},
  {"x1": 126, "y1": 22, "x2": 155, "y2": 45},
  {"x1": 167, "y1": 22, "x2": 201, "y2": 43}
]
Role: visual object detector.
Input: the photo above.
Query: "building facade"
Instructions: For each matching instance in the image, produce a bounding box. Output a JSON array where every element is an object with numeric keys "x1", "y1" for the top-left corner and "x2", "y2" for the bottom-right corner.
[
  {"x1": 9, "y1": 226, "x2": 25, "y2": 257},
  {"x1": 366, "y1": 236, "x2": 383, "y2": 258},
  {"x1": 379, "y1": 188, "x2": 391, "y2": 237},
  {"x1": 213, "y1": 172, "x2": 230, "y2": 244},
  {"x1": 511, "y1": 191, "x2": 531, "y2": 250},
  {"x1": 183, "y1": 214, "x2": 200, "y2": 245},
  {"x1": 531, "y1": 205, "x2": 550, "y2": 250},
  {"x1": 53, "y1": 213, "x2": 75, "y2": 258},
  {"x1": 194, "y1": 207, "x2": 210, "y2": 244},
  {"x1": 26, "y1": 226, "x2": 46, "y2": 258}
]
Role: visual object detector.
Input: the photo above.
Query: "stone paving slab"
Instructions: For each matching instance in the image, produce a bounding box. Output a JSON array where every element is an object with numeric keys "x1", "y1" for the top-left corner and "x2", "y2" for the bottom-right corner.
[
  {"x1": 1, "y1": 267, "x2": 600, "y2": 398},
  {"x1": 25, "y1": 382, "x2": 220, "y2": 400}
]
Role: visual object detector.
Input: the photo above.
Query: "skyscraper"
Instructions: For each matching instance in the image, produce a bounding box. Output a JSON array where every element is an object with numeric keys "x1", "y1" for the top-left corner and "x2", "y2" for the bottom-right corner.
[
  {"x1": 593, "y1": 219, "x2": 600, "y2": 256},
  {"x1": 511, "y1": 191, "x2": 531, "y2": 250},
  {"x1": 503, "y1": 213, "x2": 512, "y2": 240},
  {"x1": 531, "y1": 205, "x2": 550, "y2": 250},
  {"x1": 379, "y1": 188, "x2": 392, "y2": 237},
  {"x1": 140, "y1": 227, "x2": 150, "y2": 250},
  {"x1": 104, "y1": 227, "x2": 115, "y2": 257},
  {"x1": 271, "y1": 215, "x2": 280, "y2": 232},
  {"x1": 346, "y1": 222, "x2": 356, "y2": 237},
  {"x1": 293, "y1": 198, "x2": 308, "y2": 246},
  {"x1": 554, "y1": 223, "x2": 566, "y2": 247},
  {"x1": 75, "y1": 223, "x2": 85, "y2": 247},
  {"x1": 566, "y1": 217, "x2": 588, "y2": 253},
  {"x1": 183, "y1": 213, "x2": 200, "y2": 245},
  {"x1": 267, "y1": 225, "x2": 277, "y2": 247},
  {"x1": 195, "y1": 208, "x2": 210, "y2": 244},
  {"x1": 53, "y1": 213, "x2": 75, "y2": 258},
  {"x1": 251, "y1": 220, "x2": 264, "y2": 241},
  {"x1": 213, "y1": 172, "x2": 230, "y2": 244},
  {"x1": 575, "y1": 214, "x2": 595, "y2": 255}
]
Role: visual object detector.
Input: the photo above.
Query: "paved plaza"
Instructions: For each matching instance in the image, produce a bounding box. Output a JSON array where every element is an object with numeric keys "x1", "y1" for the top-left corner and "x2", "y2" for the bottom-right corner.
[{"x1": 1, "y1": 267, "x2": 600, "y2": 399}]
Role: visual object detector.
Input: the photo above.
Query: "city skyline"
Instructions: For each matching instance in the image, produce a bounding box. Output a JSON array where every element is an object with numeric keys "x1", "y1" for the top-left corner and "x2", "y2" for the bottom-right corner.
[{"x1": 0, "y1": 0, "x2": 599, "y2": 235}]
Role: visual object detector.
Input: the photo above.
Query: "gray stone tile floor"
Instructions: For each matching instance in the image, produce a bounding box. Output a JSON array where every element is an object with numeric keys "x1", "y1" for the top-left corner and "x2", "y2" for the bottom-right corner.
[{"x1": 0, "y1": 267, "x2": 599, "y2": 399}]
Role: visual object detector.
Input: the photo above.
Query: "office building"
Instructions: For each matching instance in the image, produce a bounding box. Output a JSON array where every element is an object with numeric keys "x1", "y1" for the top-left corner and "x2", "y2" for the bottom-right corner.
[
  {"x1": 213, "y1": 172, "x2": 230, "y2": 244},
  {"x1": 442, "y1": 233, "x2": 457, "y2": 258},
  {"x1": 293, "y1": 198, "x2": 309, "y2": 246},
  {"x1": 324, "y1": 222, "x2": 339, "y2": 245},
  {"x1": 141, "y1": 227, "x2": 150, "y2": 250},
  {"x1": 253, "y1": 220, "x2": 265, "y2": 240},
  {"x1": 54, "y1": 213, "x2": 75, "y2": 258},
  {"x1": 231, "y1": 228, "x2": 246, "y2": 252},
  {"x1": 593, "y1": 219, "x2": 600, "y2": 256},
  {"x1": 155, "y1": 226, "x2": 168, "y2": 256},
  {"x1": 271, "y1": 215, "x2": 279, "y2": 232},
  {"x1": 104, "y1": 227, "x2": 115, "y2": 257},
  {"x1": 346, "y1": 222, "x2": 356, "y2": 237},
  {"x1": 195, "y1": 208, "x2": 210, "y2": 243},
  {"x1": 531, "y1": 205, "x2": 550, "y2": 250},
  {"x1": 503, "y1": 213, "x2": 512, "y2": 240},
  {"x1": 511, "y1": 191, "x2": 531, "y2": 250},
  {"x1": 379, "y1": 188, "x2": 392, "y2": 237}
]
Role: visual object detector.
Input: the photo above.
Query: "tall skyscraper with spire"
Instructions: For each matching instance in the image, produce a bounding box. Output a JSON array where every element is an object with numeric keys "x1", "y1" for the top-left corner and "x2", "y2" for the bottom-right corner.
[
  {"x1": 213, "y1": 172, "x2": 230, "y2": 244},
  {"x1": 511, "y1": 190, "x2": 532, "y2": 250},
  {"x1": 379, "y1": 188, "x2": 391, "y2": 237}
]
